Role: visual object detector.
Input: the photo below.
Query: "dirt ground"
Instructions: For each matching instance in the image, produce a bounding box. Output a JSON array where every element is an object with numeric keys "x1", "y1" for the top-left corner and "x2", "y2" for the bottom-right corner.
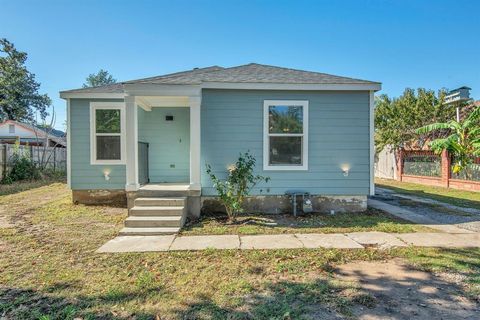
[{"x1": 335, "y1": 258, "x2": 479, "y2": 319}]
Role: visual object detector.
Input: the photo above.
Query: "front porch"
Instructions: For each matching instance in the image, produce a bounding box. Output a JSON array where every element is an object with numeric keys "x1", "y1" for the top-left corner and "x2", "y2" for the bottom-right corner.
[
  {"x1": 123, "y1": 90, "x2": 202, "y2": 193},
  {"x1": 121, "y1": 90, "x2": 203, "y2": 235}
]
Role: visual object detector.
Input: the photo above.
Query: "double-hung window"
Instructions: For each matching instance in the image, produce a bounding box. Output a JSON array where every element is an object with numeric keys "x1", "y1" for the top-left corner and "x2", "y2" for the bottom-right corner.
[
  {"x1": 90, "y1": 102, "x2": 126, "y2": 164},
  {"x1": 263, "y1": 100, "x2": 308, "y2": 170}
]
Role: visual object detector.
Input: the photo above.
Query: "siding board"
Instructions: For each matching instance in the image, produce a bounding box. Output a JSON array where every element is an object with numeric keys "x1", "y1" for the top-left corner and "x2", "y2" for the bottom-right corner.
[
  {"x1": 70, "y1": 98, "x2": 126, "y2": 190},
  {"x1": 201, "y1": 89, "x2": 370, "y2": 196}
]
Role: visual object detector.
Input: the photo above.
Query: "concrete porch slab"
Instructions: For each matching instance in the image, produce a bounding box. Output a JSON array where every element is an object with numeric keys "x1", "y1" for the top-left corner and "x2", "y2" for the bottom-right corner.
[
  {"x1": 346, "y1": 232, "x2": 408, "y2": 249},
  {"x1": 240, "y1": 234, "x2": 303, "y2": 249},
  {"x1": 97, "y1": 235, "x2": 175, "y2": 253},
  {"x1": 396, "y1": 232, "x2": 480, "y2": 248},
  {"x1": 170, "y1": 235, "x2": 240, "y2": 251},
  {"x1": 295, "y1": 233, "x2": 364, "y2": 249}
]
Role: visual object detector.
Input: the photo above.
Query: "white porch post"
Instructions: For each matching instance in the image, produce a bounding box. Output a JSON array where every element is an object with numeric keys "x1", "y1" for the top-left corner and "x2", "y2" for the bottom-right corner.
[
  {"x1": 125, "y1": 95, "x2": 139, "y2": 191},
  {"x1": 189, "y1": 96, "x2": 201, "y2": 190}
]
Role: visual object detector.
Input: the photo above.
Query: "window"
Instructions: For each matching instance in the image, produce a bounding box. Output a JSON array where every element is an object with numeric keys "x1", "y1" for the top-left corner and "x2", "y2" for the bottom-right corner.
[
  {"x1": 8, "y1": 124, "x2": 15, "y2": 134},
  {"x1": 263, "y1": 100, "x2": 308, "y2": 170},
  {"x1": 90, "y1": 102, "x2": 126, "y2": 164}
]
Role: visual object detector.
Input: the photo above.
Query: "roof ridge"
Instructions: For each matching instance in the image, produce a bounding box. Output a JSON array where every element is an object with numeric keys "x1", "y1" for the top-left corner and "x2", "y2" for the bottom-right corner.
[{"x1": 132, "y1": 65, "x2": 224, "y2": 84}]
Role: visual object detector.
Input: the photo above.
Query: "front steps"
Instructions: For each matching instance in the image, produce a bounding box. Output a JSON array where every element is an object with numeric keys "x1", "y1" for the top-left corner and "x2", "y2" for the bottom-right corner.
[{"x1": 119, "y1": 197, "x2": 187, "y2": 236}]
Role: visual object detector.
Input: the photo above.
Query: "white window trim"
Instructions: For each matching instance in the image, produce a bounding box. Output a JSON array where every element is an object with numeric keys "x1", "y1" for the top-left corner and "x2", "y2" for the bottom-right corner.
[
  {"x1": 90, "y1": 102, "x2": 126, "y2": 165},
  {"x1": 263, "y1": 100, "x2": 309, "y2": 171}
]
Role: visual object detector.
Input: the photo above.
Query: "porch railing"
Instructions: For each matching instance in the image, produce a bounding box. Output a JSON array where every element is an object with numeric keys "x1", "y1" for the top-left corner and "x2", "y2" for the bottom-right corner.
[{"x1": 138, "y1": 142, "x2": 149, "y2": 185}]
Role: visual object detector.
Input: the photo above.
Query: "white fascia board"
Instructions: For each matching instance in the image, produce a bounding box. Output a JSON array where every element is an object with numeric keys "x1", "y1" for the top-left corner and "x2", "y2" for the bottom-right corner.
[
  {"x1": 201, "y1": 82, "x2": 382, "y2": 91},
  {"x1": 60, "y1": 81, "x2": 382, "y2": 100},
  {"x1": 60, "y1": 92, "x2": 125, "y2": 99}
]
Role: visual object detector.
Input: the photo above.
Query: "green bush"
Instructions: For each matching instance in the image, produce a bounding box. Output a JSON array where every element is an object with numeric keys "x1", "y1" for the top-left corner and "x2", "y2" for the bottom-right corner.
[
  {"x1": 206, "y1": 151, "x2": 269, "y2": 222},
  {"x1": 3, "y1": 152, "x2": 40, "y2": 184}
]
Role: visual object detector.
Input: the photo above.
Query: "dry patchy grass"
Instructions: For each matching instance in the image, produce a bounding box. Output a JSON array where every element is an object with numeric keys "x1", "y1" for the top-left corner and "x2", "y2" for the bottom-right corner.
[{"x1": 0, "y1": 183, "x2": 478, "y2": 319}]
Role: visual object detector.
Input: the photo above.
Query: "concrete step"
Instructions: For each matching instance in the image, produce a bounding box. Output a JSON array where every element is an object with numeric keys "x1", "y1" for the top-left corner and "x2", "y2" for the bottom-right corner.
[
  {"x1": 134, "y1": 197, "x2": 186, "y2": 207},
  {"x1": 119, "y1": 227, "x2": 180, "y2": 236},
  {"x1": 136, "y1": 189, "x2": 200, "y2": 198},
  {"x1": 125, "y1": 216, "x2": 183, "y2": 228},
  {"x1": 129, "y1": 206, "x2": 185, "y2": 217}
]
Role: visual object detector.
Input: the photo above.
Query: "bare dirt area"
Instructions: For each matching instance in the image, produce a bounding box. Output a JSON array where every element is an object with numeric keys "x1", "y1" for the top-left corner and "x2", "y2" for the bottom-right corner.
[{"x1": 335, "y1": 258, "x2": 480, "y2": 319}]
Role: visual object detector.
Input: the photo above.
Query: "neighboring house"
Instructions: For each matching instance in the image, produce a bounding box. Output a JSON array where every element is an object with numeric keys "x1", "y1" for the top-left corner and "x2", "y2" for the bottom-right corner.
[
  {"x1": 0, "y1": 120, "x2": 66, "y2": 147},
  {"x1": 60, "y1": 63, "x2": 381, "y2": 235}
]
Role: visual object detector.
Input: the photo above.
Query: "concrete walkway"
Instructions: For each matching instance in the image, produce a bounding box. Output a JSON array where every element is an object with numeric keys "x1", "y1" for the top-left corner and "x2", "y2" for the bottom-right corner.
[{"x1": 97, "y1": 231, "x2": 480, "y2": 253}]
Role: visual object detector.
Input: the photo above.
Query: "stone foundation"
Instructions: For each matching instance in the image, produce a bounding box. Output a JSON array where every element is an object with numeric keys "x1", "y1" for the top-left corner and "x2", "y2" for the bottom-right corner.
[
  {"x1": 72, "y1": 190, "x2": 367, "y2": 215},
  {"x1": 72, "y1": 190, "x2": 127, "y2": 207},
  {"x1": 201, "y1": 195, "x2": 367, "y2": 215}
]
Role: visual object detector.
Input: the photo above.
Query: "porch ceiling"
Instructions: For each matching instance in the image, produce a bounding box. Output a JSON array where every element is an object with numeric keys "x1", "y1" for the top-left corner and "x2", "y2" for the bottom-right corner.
[{"x1": 137, "y1": 96, "x2": 190, "y2": 110}]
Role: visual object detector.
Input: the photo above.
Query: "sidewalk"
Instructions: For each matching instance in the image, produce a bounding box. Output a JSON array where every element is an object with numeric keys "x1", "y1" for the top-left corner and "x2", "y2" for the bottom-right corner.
[{"x1": 97, "y1": 231, "x2": 480, "y2": 253}]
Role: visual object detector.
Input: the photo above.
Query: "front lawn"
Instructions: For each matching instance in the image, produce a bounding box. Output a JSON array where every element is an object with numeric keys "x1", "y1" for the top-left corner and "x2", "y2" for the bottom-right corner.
[
  {"x1": 376, "y1": 178, "x2": 480, "y2": 209},
  {"x1": 0, "y1": 183, "x2": 478, "y2": 319},
  {"x1": 181, "y1": 209, "x2": 433, "y2": 236}
]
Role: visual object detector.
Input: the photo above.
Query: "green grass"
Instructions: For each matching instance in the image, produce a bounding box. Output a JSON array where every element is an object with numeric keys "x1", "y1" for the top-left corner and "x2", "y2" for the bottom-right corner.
[
  {"x1": 0, "y1": 177, "x2": 66, "y2": 196},
  {"x1": 0, "y1": 183, "x2": 478, "y2": 319},
  {"x1": 181, "y1": 209, "x2": 433, "y2": 236},
  {"x1": 400, "y1": 247, "x2": 480, "y2": 300},
  {"x1": 376, "y1": 178, "x2": 480, "y2": 209}
]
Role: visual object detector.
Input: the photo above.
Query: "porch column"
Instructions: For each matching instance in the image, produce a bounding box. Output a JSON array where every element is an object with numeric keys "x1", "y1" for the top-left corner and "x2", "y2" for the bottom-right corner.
[
  {"x1": 189, "y1": 96, "x2": 201, "y2": 190},
  {"x1": 125, "y1": 96, "x2": 139, "y2": 191}
]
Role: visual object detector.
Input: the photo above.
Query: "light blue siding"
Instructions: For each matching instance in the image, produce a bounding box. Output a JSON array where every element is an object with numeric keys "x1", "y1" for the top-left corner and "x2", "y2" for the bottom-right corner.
[
  {"x1": 70, "y1": 99, "x2": 126, "y2": 189},
  {"x1": 138, "y1": 107, "x2": 190, "y2": 183},
  {"x1": 201, "y1": 90, "x2": 370, "y2": 196}
]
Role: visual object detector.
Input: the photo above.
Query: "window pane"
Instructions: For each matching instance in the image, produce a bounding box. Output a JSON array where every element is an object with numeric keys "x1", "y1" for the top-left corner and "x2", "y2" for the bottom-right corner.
[
  {"x1": 96, "y1": 109, "x2": 121, "y2": 133},
  {"x1": 96, "y1": 136, "x2": 121, "y2": 160},
  {"x1": 269, "y1": 136, "x2": 302, "y2": 165},
  {"x1": 269, "y1": 105, "x2": 303, "y2": 134}
]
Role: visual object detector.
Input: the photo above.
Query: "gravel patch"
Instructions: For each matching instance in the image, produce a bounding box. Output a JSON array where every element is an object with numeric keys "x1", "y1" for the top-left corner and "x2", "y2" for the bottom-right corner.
[{"x1": 373, "y1": 189, "x2": 480, "y2": 233}]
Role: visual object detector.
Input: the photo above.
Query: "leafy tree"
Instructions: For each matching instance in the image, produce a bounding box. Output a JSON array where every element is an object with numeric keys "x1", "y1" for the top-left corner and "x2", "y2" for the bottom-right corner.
[
  {"x1": 0, "y1": 38, "x2": 50, "y2": 122},
  {"x1": 206, "y1": 151, "x2": 269, "y2": 222},
  {"x1": 375, "y1": 88, "x2": 456, "y2": 153},
  {"x1": 83, "y1": 69, "x2": 116, "y2": 88},
  {"x1": 416, "y1": 107, "x2": 480, "y2": 176}
]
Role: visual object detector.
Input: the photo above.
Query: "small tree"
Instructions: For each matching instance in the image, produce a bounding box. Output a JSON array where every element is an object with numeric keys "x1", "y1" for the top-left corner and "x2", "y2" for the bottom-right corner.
[
  {"x1": 416, "y1": 107, "x2": 480, "y2": 177},
  {"x1": 206, "y1": 151, "x2": 269, "y2": 222},
  {"x1": 83, "y1": 69, "x2": 116, "y2": 88}
]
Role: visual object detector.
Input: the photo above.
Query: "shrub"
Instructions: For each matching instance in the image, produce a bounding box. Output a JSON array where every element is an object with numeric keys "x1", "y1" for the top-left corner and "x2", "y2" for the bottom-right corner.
[
  {"x1": 2, "y1": 144, "x2": 40, "y2": 184},
  {"x1": 206, "y1": 151, "x2": 269, "y2": 222}
]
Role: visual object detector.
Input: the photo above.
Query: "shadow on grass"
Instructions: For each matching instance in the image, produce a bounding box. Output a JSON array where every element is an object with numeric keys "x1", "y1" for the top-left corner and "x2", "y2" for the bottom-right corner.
[
  {"x1": 1, "y1": 249, "x2": 479, "y2": 319},
  {"x1": 173, "y1": 251, "x2": 480, "y2": 320},
  {"x1": 0, "y1": 281, "x2": 164, "y2": 320},
  {"x1": 0, "y1": 178, "x2": 66, "y2": 196},
  {"x1": 377, "y1": 183, "x2": 480, "y2": 210}
]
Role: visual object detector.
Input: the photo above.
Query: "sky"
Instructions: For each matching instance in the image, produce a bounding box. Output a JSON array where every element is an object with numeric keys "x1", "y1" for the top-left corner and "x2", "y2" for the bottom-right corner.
[{"x1": 1, "y1": 0, "x2": 479, "y2": 130}]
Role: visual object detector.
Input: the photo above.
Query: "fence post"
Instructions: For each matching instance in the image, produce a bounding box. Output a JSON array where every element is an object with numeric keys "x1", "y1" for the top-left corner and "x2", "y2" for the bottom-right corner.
[
  {"x1": 396, "y1": 149, "x2": 403, "y2": 181},
  {"x1": 52, "y1": 147, "x2": 55, "y2": 171},
  {"x1": 1, "y1": 145, "x2": 6, "y2": 180},
  {"x1": 441, "y1": 150, "x2": 450, "y2": 188}
]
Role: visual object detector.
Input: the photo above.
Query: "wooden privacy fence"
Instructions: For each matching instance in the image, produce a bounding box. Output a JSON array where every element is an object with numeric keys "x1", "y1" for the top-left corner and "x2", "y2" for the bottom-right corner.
[
  {"x1": 397, "y1": 149, "x2": 480, "y2": 192},
  {"x1": 0, "y1": 144, "x2": 66, "y2": 179}
]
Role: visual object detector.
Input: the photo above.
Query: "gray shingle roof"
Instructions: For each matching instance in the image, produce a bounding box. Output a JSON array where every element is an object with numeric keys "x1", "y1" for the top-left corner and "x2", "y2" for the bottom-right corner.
[{"x1": 61, "y1": 63, "x2": 379, "y2": 94}]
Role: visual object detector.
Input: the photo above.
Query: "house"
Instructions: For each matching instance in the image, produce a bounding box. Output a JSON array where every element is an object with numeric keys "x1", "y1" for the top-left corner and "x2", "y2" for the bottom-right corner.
[
  {"x1": 0, "y1": 120, "x2": 66, "y2": 147},
  {"x1": 60, "y1": 63, "x2": 381, "y2": 235}
]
